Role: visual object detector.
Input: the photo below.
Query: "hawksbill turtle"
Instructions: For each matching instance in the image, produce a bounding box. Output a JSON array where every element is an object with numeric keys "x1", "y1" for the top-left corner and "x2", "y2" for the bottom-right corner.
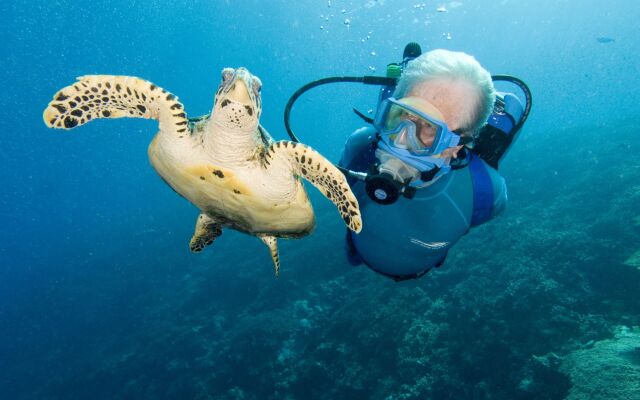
[{"x1": 43, "y1": 67, "x2": 362, "y2": 276}]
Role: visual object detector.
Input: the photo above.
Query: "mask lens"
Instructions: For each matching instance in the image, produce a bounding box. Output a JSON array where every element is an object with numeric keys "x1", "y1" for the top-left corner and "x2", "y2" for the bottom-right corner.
[
  {"x1": 390, "y1": 126, "x2": 411, "y2": 150},
  {"x1": 408, "y1": 116, "x2": 438, "y2": 149},
  {"x1": 384, "y1": 102, "x2": 440, "y2": 153},
  {"x1": 383, "y1": 102, "x2": 408, "y2": 130},
  {"x1": 374, "y1": 97, "x2": 460, "y2": 156}
]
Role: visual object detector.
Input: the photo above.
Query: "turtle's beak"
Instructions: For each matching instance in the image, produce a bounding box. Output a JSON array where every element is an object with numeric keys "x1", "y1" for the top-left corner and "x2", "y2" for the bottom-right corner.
[{"x1": 224, "y1": 79, "x2": 252, "y2": 104}]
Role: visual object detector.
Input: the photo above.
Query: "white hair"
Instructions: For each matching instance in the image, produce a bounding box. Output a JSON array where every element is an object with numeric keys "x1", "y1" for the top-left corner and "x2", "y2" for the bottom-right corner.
[{"x1": 394, "y1": 49, "x2": 496, "y2": 135}]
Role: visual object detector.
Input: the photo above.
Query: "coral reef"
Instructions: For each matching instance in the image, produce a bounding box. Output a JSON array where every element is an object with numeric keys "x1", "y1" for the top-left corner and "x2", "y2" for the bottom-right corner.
[
  {"x1": 560, "y1": 326, "x2": 640, "y2": 400},
  {"x1": 4, "y1": 123, "x2": 640, "y2": 399}
]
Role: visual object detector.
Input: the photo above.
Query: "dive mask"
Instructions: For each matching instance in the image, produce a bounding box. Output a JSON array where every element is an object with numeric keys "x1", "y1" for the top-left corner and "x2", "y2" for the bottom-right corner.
[{"x1": 374, "y1": 97, "x2": 463, "y2": 156}]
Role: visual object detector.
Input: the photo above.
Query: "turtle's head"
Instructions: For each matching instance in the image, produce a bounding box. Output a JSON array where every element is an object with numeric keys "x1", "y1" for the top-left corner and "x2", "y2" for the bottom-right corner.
[{"x1": 211, "y1": 67, "x2": 262, "y2": 132}]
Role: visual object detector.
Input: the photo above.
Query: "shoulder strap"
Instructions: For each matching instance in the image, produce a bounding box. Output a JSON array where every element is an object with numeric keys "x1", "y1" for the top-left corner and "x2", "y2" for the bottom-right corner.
[{"x1": 469, "y1": 153, "x2": 495, "y2": 227}]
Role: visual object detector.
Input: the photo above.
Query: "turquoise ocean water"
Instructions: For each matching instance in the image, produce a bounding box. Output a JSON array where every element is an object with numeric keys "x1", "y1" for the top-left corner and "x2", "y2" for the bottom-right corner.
[{"x1": 2, "y1": 1, "x2": 640, "y2": 398}]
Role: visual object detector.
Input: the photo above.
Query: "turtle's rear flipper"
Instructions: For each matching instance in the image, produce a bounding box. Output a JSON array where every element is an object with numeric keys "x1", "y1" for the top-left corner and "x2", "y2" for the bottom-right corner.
[
  {"x1": 267, "y1": 141, "x2": 362, "y2": 234},
  {"x1": 43, "y1": 75, "x2": 189, "y2": 135},
  {"x1": 189, "y1": 213, "x2": 222, "y2": 253},
  {"x1": 258, "y1": 235, "x2": 280, "y2": 277}
]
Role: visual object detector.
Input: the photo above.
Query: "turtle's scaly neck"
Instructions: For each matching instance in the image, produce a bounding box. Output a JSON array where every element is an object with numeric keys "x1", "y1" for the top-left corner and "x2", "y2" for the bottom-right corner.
[{"x1": 203, "y1": 120, "x2": 263, "y2": 166}]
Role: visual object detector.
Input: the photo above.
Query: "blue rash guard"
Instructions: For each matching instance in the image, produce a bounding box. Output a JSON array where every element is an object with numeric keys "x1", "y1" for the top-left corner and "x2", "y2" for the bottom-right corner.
[{"x1": 339, "y1": 127, "x2": 508, "y2": 280}]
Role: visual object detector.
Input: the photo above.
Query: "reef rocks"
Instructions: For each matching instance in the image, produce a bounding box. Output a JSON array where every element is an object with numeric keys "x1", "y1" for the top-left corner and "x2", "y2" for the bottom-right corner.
[
  {"x1": 560, "y1": 326, "x2": 640, "y2": 400},
  {"x1": 624, "y1": 249, "x2": 640, "y2": 270}
]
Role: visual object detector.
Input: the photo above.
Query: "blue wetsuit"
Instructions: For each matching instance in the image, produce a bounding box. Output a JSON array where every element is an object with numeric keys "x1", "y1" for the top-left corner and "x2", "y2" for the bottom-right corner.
[{"x1": 339, "y1": 127, "x2": 507, "y2": 280}]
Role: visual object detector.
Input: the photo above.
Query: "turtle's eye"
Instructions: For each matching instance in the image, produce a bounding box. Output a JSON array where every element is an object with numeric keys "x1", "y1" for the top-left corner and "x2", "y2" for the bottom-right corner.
[
  {"x1": 221, "y1": 68, "x2": 234, "y2": 82},
  {"x1": 252, "y1": 77, "x2": 262, "y2": 95}
]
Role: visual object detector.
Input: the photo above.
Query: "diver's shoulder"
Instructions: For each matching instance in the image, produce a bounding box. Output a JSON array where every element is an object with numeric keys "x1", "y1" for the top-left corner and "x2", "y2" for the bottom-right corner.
[
  {"x1": 454, "y1": 152, "x2": 507, "y2": 195},
  {"x1": 484, "y1": 159, "x2": 505, "y2": 181},
  {"x1": 342, "y1": 127, "x2": 377, "y2": 157},
  {"x1": 346, "y1": 126, "x2": 377, "y2": 146},
  {"x1": 469, "y1": 153, "x2": 505, "y2": 180},
  {"x1": 340, "y1": 127, "x2": 377, "y2": 169},
  {"x1": 472, "y1": 154, "x2": 508, "y2": 215}
]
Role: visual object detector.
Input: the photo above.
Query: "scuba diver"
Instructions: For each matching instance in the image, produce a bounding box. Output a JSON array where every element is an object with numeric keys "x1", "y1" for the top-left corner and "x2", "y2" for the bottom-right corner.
[{"x1": 285, "y1": 43, "x2": 531, "y2": 281}]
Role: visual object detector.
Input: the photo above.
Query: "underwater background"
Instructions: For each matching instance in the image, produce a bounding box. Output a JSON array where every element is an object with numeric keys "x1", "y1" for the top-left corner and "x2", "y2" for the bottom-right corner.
[{"x1": 2, "y1": 0, "x2": 640, "y2": 398}]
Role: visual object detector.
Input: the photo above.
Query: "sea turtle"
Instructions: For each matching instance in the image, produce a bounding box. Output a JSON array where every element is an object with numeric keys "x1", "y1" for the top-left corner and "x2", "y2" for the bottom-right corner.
[{"x1": 43, "y1": 67, "x2": 362, "y2": 276}]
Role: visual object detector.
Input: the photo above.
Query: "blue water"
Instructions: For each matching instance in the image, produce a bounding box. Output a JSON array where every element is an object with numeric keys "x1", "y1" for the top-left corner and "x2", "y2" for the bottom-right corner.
[{"x1": 2, "y1": 1, "x2": 640, "y2": 398}]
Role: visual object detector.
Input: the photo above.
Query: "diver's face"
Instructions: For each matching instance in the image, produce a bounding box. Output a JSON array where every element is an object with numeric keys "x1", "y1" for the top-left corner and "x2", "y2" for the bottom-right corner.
[
  {"x1": 400, "y1": 111, "x2": 438, "y2": 148},
  {"x1": 408, "y1": 78, "x2": 477, "y2": 158},
  {"x1": 408, "y1": 112, "x2": 460, "y2": 159}
]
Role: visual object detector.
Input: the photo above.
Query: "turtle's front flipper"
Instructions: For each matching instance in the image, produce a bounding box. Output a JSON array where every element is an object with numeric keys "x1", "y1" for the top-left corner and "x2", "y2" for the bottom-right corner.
[
  {"x1": 189, "y1": 213, "x2": 222, "y2": 253},
  {"x1": 258, "y1": 235, "x2": 280, "y2": 277},
  {"x1": 267, "y1": 141, "x2": 362, "y2": 233},
  {"x1": 43, "y1": 75, "x2": 188, "y2": 135}
]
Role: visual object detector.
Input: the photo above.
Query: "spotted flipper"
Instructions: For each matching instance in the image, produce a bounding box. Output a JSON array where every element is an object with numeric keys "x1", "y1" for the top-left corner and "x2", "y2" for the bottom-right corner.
[
  {"x1": 258, "y1": 235, "x2": 280, "y2": 277},
  {"x1": 266, "y1": 141, "x2": 362, "y2": 233},
  {"x1": 43, "y1": 75, "x2": 189, "y2": 135},
  {"x1": 189, "y1": 213, "x2": 222, "y2": 253}
]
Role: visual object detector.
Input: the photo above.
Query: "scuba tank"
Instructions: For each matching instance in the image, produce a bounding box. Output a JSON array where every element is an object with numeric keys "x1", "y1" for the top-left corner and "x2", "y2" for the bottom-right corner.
[{"x1": 472, "y1": 78, "x2": 530, "y2": 169}]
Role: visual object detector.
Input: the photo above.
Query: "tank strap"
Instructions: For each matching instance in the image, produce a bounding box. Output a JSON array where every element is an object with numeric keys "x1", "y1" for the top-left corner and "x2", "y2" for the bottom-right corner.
[{"x1": 469, "y1": 153, "x2": 494, "y2": 227}]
